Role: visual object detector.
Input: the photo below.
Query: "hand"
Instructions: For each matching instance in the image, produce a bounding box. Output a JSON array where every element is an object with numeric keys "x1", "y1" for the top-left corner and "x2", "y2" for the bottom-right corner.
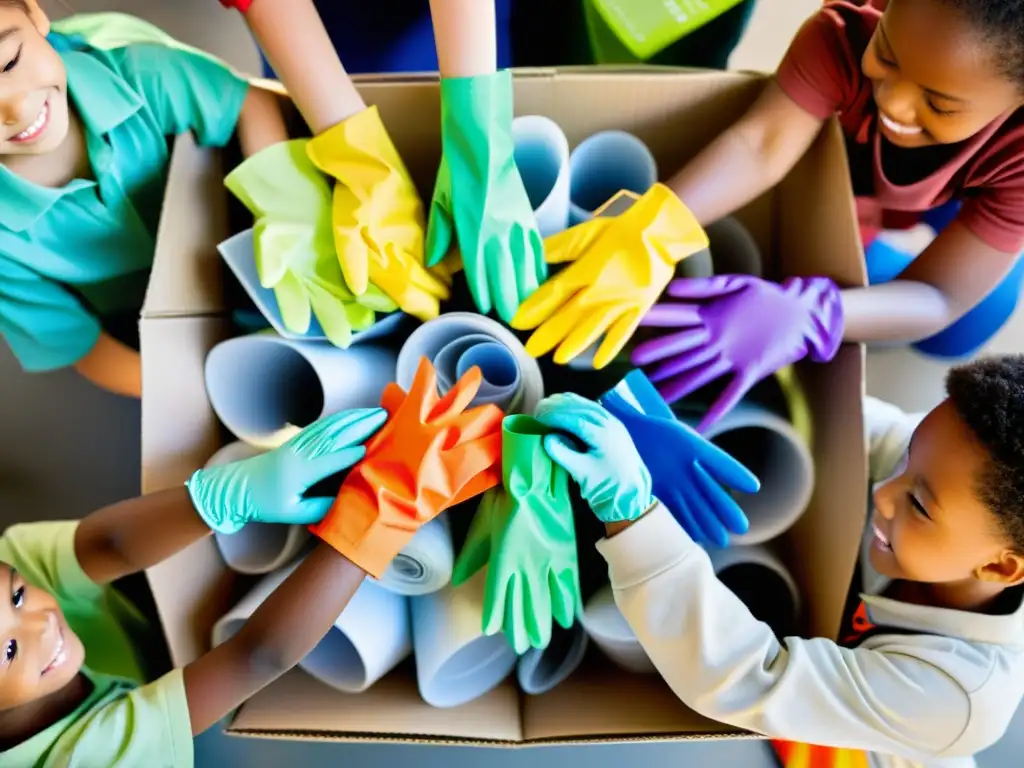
[
  {"x1": 631, "y1": 275, "x2": 843, "y2": 432},
  {"x1": 425, "y1": 70, "x2": 546, "y2": 323},
  {"x1": 306, "y1": 106, "x2": 451, "y2": 320},
  {"x1": 224, "y1": 140, "x2": 397, "y2": 348},
  {"x1": 599, "y1": 370, "x2": 760, "y2": 547},
  {"x1": 310, "y1": 357, "x2": 504, "y2": 578},
  {"x1": 186, "y1": 408, "x2": 388, "y2": 535},
  {"x1": 533, "y1": 393, "x2": 653, "y2": 523},
  {"x1": 510, "y1": 184, "x2": 709, "y2": 369},
  {"x1": 453, "y1": 415, "x2": 581, "y2": 654}
]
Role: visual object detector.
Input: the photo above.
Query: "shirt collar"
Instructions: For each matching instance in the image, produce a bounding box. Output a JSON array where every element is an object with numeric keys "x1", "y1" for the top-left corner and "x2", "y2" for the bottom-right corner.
[
  {"x1": 0, "y1": 49, "x2": 142, "y2": 232},
  {"x1": 862, "y1": 590, "x2": 1024, "y2": 647}
]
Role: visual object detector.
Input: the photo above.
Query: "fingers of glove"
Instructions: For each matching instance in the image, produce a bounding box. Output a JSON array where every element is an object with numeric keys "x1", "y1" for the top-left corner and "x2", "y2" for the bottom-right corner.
[
  {"x1": 287, "y1": 497, "x2": 335, "y2": 526},
  {"x1": 288, "y1": 407, "x2": 388, "y2": 458},
  {"x1": 333, "y1": 223, "x2": 370, "y2": 297},
  {"x1": 509, "y1": 221, "x2": 545, "y2": 302},
  {"x1": 404, "y1": 357, "x2": 444, "y2": 416},
  {"x1": 695, "y1": 370, "x2": 758, "y2": 434},
  {"x1": 529, "y1": 225, "x2": 548, "y2": 287},
  {"x1": 679, "y1": 466, "x2": 733, "y2": 548},
  {"x1": 549, "y1": 567, "x2": 578, "y2": 630},
  {"x1": 552, "y1": 302, "x2": 619, "y2": 367},
  {"x1": 647, "y1": 342, "x2": 718, "y2": 383},
  {"x1": 593, "y1": 308, "x2": 643, "y2": 371},
  {"x1": 664, "y1": 487, "x2": 711, "y2": 547},
  {"x1": 429, "y1": 366, "x2": 483, "y2": 423},
  {"x1": 694, "y1": 433, "x2": 761, "y2": 495},
  {"x1": 487, "y1": 236, "x2": 524, "y2": 325},
  {"x1": 637, "y1": 303, "x2": 704, "y2": 328},
  {"x1": 506, "y1": 576, "x2": 531, "y2": 654},
  {"x1": 451, "y1": 516, "x2": 491, "y2": 586},
  {"x1": 657, "y1": 357, "x2": 732, "y2": 409},
  {"x1": 665, "y1": 275, "x2": 747, "y2": 300},
  {"x1": 524, "y1": 289, "x2": 591, "y2": 360},
  {"x1": 306, "y1": 288, "x2": 356, "y2": 349},
  {"x1": 510, "y1": 266, "x2": 585, "y2": 331},
  {"x1": 523, "y1": 574, "x2": 552, "y2": 652},
  {"x1": 273, "y1": 273, "x2": 313, "y2": 335},
  {"x1": 301, "y1": 445, "x2": 368, "y2": 493},
  {"x1": 693, "y1": 461, "x2": 750, "y2": 537},
  {"x1": 631, "y1": 326, "x2": 709, "y2": 367},
  {"x1": 541, "y1": 434, "x2": 593, "y2": 481},
  {"x1": 542, "y1": 218, "x2": 612, "y2": 265}
]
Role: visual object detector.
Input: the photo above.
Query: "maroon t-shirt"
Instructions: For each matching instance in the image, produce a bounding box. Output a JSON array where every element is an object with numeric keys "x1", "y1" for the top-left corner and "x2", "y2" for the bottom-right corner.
[{"x1": 776, "y1": 1, "x2": 1024, "y2": 252}]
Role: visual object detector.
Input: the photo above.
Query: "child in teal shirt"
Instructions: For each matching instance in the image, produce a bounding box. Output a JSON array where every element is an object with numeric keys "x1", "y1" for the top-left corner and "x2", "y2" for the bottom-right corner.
[{"x1": 0, "y1": 1, "x2": 286, "y2": 397}]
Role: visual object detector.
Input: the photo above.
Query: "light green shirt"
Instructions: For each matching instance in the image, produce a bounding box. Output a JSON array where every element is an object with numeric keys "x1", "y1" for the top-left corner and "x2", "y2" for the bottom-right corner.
[
  {"x1": 0, "y1": 39, "x2": 249, "y2": 371},
  {"x1": 0, "y1": 521, "x2": 193, "y2": 767}
]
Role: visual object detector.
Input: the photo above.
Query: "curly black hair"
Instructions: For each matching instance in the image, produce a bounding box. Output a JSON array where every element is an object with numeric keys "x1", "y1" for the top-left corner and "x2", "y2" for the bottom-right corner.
[
  {"x1": 933, "y1": 0, "x2": 1024, "y2": 87},
  {"x1": 946, "y1": 355, "x2": 1024, "y2": 553}
]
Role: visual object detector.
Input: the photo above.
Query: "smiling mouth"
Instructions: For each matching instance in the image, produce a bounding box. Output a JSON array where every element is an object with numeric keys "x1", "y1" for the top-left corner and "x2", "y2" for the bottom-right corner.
[
  {"x1": 10, "y1": 101, "x2": 49, "y2": 143},
  {"x1": 879, "y1": 112, "x2": 923, "y2": 137},
  {"x1": 872, "y1": 523, "x2": 893, "y2": 552},
  {"x1": 42, "y1": 624, "x2": 66, "y2": 675}
]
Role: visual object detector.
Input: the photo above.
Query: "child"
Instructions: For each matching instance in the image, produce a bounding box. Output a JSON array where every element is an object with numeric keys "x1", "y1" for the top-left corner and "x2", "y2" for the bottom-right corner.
[
  {"x1": 534, "y1": 357, "x2": 1024, "y2": 766},
  {"x1": 633, "y1": 0, "x2": 1024, "y2": 427},
  {"x1": 0, "y1": 1, "x2": 287, "y2": 397},
  {"x1": 0, "y1": 406, "x2": 385, "y2": 765}
]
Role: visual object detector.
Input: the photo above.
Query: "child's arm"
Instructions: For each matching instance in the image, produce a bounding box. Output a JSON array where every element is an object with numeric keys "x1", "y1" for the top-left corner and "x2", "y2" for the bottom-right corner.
[
  {"x1": 235, "y1": 83, "x2": 291, "y2": 158},
  {"x1": 73, "y1": 331, "x2": 141, "y2": 399},
  {"x1": 429, "y1": 0, "x2": 497, "y2": 77}
]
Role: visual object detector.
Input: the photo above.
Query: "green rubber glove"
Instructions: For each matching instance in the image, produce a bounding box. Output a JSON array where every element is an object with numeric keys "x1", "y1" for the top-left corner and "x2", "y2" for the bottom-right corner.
[
  {"x1": 426, "y1": 70, "x2": 546, "y2": 324},
  {"x1": 452, "y1": 414, "x2": 581, "y2": 654},
  {"x1": 224, "y1": 140, "x2": 397, "y2": 348},
  {"x1": 186, "y1": 408, "x2": 387, "y2": 535}
]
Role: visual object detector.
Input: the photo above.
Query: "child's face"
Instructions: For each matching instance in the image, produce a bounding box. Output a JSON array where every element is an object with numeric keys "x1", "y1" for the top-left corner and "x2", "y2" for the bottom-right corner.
[
  {"x1": 0, "y1": 563, "x2": 85, "y2": 711},
  {"x1": 0, "y1": 1, "x2": 69, "y2": 157},
  {"x1": 861, "y1": 0, "x2": 1024, "y2": 149},
  {"x1": 870, "y1": 401, "x2": 1024, "y2": 587}
]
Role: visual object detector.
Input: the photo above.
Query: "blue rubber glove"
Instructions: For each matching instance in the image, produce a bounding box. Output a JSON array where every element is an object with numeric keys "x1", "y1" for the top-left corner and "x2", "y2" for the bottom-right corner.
[
  {"x1": 533, "y1": 393, "x2": 653, "y2": 523},
  {"x1": 186, "y1": 408, "x2": 388, "y2": 534},
  {"x1": 599, "y1": 370, "x2": 760, "y2": 547}
]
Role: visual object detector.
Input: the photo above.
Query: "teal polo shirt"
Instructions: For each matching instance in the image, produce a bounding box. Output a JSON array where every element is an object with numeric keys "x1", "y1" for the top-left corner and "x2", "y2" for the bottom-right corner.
[{"x1": 0, "y1": 43, "x2": 249, "y2": 372}]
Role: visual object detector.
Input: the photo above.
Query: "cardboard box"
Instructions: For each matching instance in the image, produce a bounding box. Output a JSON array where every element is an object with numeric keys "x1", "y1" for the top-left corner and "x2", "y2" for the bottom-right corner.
[{"x1": 140, "y1": 68, "x2": 868, "y2": 745}]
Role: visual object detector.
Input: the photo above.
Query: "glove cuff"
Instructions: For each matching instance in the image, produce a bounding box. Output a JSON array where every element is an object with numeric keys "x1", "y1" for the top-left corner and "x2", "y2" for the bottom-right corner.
[
  {"x1": 223, "y1": 139, "x2": 330, "y2": 217},
  {"x1": 307, "y1": 105, "x2": 416, "y2": 190},
  {"x1": 438, "y1": 70, "x2": 515, "y2": 151},
  {"x1": 786, "y1": 276, "x2": 844, "y2": 363},
  {"x1": 184, "y1": 468, "x2": 245, "y2": 536},
  {"x1": 309, "y1": 506, "x2": 412, "y2": 580}
]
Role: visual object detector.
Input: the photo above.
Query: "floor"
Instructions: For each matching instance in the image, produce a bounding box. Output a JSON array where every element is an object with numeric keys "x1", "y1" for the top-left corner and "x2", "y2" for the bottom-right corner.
[{"x1": 2, "y1": 0, "x2": 1019, "y2": 764}]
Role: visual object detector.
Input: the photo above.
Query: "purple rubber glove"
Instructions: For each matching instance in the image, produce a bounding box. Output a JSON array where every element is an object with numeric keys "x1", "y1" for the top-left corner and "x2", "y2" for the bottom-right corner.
[{"x1": 631, "y1": 275, "x2": 843, "y2": 432}]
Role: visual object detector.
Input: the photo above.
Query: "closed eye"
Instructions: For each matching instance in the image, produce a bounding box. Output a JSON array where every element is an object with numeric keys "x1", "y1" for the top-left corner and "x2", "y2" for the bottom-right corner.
[
  {"x1": 907, "y1": 492, "x2": 930, "y2": 519},
  {"x1": 2, "y1": 45, "x2": 21, "y2": 74}
]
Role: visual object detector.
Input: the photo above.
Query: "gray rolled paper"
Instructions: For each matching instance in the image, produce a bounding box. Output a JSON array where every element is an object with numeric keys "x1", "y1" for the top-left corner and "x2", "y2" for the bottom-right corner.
[
  {"x1": 372, "y1": 513, "x2": 454, "y2": 597},
  {"x1": 707, "y1": 544, "x2": 802, "y2": 639},
  {"x1": 568, "y1": 130, "x2": 657, "y2": 225},
  {"x1": 513, "y1": 115, "x2": 571, "y2": 237},
  {"x1": 580, "y1": 584, "x2": 655, "y2": 675},
  {"x1": 516, "y1": 621, "x2": 589, "y2": 695}
]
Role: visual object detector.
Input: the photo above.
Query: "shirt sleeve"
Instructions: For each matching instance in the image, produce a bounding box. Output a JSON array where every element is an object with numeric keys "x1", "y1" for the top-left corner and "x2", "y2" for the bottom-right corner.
[
  {"x1": 775, "y1": 4, "x2": 868, "y2": 119},
  {"x1": 107, "y1": 43, "x2": 250, "y2": 147},
  {"x1": 864, "y1": 396, "x2": 926, "y2": 482},
  {"x1": 0, "y1": 521, "x2": 103, "y2": 605},
  {"x1": 596, "y1": 506, "x2": 976, "y2": 759},
  {"x1": 0, "y1": 256, "x2": 101, "y2": 371}
]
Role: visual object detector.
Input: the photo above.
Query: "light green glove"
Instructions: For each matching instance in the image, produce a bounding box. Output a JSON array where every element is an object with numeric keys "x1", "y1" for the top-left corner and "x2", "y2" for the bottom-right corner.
[
  {"x1": 426, "y1": 70, "x2": 546, "y2": 324},
  {"x1": 224, "y1": 140, "x2": 397, "y2": 348},
  {"x1": 452, "y1": 414, "x2": 581, "y2": 654},
  {"x1": 186, "y1": 408, "x2": 388, "y2": 535}
]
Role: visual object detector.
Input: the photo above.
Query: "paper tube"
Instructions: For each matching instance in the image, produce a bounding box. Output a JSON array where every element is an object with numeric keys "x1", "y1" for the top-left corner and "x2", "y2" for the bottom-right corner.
[
  {"x1": 705, "y1": 216, "x2": 762, "y2": 277},
  {"x1": 205, "y1": 441, "x2": 311, "y2": 575},
  {"x1": 513, "y1": 115, "x2": 571, "y2": 237},
  {"x1": 218, "y1": 228, "x2": 409, "y2": 343},
  {"x1": 410, "y1": 568, "x2": 517, "y2": 708},
  {"x1": 580, "y1": 583, "x2": 655, "y2": 674},
  {"x1": 516, "y1": 621, "x2": 589, "y2": 695},
  {"x1": 372, "y1": 513, "x2": 454, "y2": 596},
  {"x1": 205, "y1": 330, "x2": 398, "y2": 450},
  {"x1": 211, "y1": 566, "x2": 293, "y2": 649},
  {"x1": 568, "y1": 130, "x2": 657, "y2": 225},
  {"x1": 396, "y1": 312, "x2": 544, "y2": 415},
  {"x1": 707, "y1": 544, "x2": 802, "y2": 639}
]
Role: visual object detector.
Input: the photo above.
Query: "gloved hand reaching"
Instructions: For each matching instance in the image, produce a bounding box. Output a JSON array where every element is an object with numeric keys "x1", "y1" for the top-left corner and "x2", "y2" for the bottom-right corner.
[
  {"x1": 533, "y1": 393, "x2": 653, "y2": 523},
  {"x1": 224, "y1": 140, "x2": 397, "y2": 348},
  {"x1": 632, "y1": 275, "x2": 844, "y2": 432},
  {"x1": 186, "y1": 408, "x2": 388, "y2": 535},
  {"x1": 425, "y1": 70, "x2": 546, "y2": 324},
  {"x1": 306, "y1": 105, "x2": 451, "y2": 320},
  {"x1": 599, "y1": 370, "x2": 760, "y2": 547},
  {"x1": 511, "y1": 184, "x2": 709, "y2": 370},
  {"x1": 310, "y1": 357, "x2": 504, "y2": 578},
  {"x1": 453, "y1": 415, "x2": 581, "y2": 654}
]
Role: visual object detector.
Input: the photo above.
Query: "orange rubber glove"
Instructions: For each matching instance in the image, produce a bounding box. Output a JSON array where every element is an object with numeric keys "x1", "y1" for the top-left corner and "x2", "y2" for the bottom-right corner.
[{"x1": 310, "y1": 357, "x2": 504, "y2": 578}]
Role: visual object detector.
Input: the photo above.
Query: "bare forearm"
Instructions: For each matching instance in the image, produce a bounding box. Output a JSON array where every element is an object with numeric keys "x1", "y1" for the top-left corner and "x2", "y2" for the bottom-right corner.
[
  {"x1": 429, "y1": 0, "x2": 497, "y2": 77},
  {"x1": 74, "y1": 488, "x2": 212, "y2": 585},
  {"x1": 244, "y1": 0, "x2": 366, "y2": 133},
  {"x1": 236, "y1": 84, "x2": 290, "y2": 157},
  {"x1": 183, "y1": 543, "x2": 365, "y2": 735},
  {"x1": 74, "y1": 332, "x2": 141, "y2": 399}
]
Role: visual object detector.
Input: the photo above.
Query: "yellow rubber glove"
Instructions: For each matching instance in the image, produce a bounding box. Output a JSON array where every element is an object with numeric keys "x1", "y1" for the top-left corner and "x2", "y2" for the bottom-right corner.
[
  {"x1": 510, "y1": 184, "x2": 708, "y2": 369},
  {"x1": 306, "y1": 106, "x2": 450, "y2": 321}
]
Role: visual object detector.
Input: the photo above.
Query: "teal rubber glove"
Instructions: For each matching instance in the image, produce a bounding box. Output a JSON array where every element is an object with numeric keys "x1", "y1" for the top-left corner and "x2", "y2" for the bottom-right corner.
[
  {"x1": 534, "y1": 393, "x2": 654, "y2": 523},
  {"x1": 186, "y1": 408, "x2": 388, "y2": 535},
  {"x1": 426, "y1": 70, "x2": 546, "y2": 323},
  {"x1": 452, "y1": 415, "x2": 581, "y2": 654}
]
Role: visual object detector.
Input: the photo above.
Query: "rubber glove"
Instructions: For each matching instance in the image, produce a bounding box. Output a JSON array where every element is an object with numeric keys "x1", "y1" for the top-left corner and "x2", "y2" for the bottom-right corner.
[
  {"x1": 306, "y1": 106, "x2": 451, "y2": 319},
  {"x1": 598, "y1": 370, "x2": 760, "y2": 547},
  {"x1": 631, "y1": 275, "x2": 844, "y2": 432},
  {"x1": 224, "y1": 140, "x2": 397, "y2": 348},
  {"x1": 425, "y1": 70, "x2": 546, "y2": 323},
  {"x1": 511, "y1": 184, "x2": 709, "y2": 369},
  {"x1": 533, "y1": 393, "x2": 653, "y2": 523},
  {"x1": 452, "y1": 415, "x2": 581, "y2": 654},
  {"x1": 310, "y1": 357, "x2": 504, "y2": 578},
  {"x1": 186, "y1": 408, "x2": 388, "y2": 535}
]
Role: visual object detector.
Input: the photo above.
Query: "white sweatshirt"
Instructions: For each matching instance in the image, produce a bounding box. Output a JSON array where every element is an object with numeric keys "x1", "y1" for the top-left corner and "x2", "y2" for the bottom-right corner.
[{"x1": 597, "y1": 397, "x2": 1024, "y2": 767}]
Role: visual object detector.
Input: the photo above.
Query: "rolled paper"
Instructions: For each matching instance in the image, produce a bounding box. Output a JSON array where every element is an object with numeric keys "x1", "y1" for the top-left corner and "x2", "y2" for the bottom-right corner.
[
  {"x1": 204, "y1": 330, "x2": 397, "y2": 450},
  {"x1": 205, "y1": 441, "x2": 310, "y2": 575},
  {"x1": 568, "y1": 130, "x2": 657, "y2": 225},
  {"x1": 512, "y1": 115, "x2": 571, "y2": 237},
  {"x1": 372, "y1": 513, "x2": 454, "y2": 597},
  {"x1": 218, "y1": 228, "x2": 409, "y2": 343},
  {"x1": 516, "y1": 621, "x2": 589, "y2": 695},
  {"x1": 396, "y1": 312, "x2": 544, "y2": 415},
  {"x1": 706, "y1": 544, "x2": 802, "y2": 640},
  {"x1": 705, "y1": 216, "x2": 762, "y2": 277},
  {"x1": 410, "y1": 568, "x2": 517, "y2": 708},
  {"x1": 580, "y1": 584, "x2": 655, "y2": 675}
]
